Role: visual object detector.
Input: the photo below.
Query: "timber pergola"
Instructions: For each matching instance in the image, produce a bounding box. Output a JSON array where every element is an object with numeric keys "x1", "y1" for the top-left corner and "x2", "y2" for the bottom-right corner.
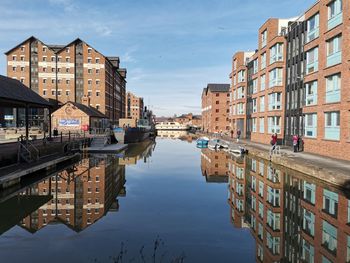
[{"x1": 0, "y1": 75, "x2": 53, "y2": 140}]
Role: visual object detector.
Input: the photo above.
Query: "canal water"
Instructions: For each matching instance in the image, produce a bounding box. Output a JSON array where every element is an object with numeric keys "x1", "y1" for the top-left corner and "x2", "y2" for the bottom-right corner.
[{"x1": 0, "y1": 135, "x2": 349, "y2": 262}]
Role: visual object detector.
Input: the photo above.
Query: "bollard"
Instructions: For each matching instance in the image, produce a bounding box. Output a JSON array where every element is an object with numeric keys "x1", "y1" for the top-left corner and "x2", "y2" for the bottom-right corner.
[
  {"x1": 60, "y1": 132, "x2": 63, "y2": 143},
  {"x1": 69, "y1": 131, "x2": 71, "y2": 142}
]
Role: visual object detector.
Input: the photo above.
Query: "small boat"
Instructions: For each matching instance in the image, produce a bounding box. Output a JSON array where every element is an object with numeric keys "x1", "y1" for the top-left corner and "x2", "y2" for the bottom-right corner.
[
  {"x1": 196, "y1": 137, "x2": 209, "y2": 147},
  {"x1": 208, "y1": 139, "x2": 221, "y2": 150},
  {"x1": 229, "y1": 146, "x2": 249, "y2": 155}
]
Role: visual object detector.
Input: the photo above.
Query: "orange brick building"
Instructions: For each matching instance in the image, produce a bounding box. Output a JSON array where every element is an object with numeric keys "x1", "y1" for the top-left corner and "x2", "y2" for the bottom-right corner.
[
  {"x1": 5, "y1": 36, "x2": 126, "y2": 125},
  {"x1": 200, "y1": 148, "x2": 228, "y2": 183},
  {"x1": 126, "y1": 92, "x2": 144, "y2": 121},
  {"x1": 229, "y1": 51, "x2": 254, "y2": 138},
  {"x1": 301, "y1": 0, "x2": 350, "y2": 160},
  {"x1": 201, "y1": 84, "x2": 230, "y2": 134}
]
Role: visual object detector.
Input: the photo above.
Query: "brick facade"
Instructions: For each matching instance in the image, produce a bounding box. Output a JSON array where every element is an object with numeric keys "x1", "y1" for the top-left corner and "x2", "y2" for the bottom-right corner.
[
  {"x1": 126, "y1": 92, "x2": 144, "y2": 121},
  {"x1": 201, "y1": 84, "x2": 230, "y2": 134},
  {"x1": 5, "y1": 37, "x2": 126, "y2": 125}
]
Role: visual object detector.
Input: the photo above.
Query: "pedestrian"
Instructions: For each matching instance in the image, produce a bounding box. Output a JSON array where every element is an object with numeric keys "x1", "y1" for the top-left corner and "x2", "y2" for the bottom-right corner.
[
  {"x1": 230, "y1": 130, "x2": 234, "y2": 139},
  {"x1": 292, "y1": 134, "x2": 298, "y2": 152},
  {"x1": 236, "y1": 129, "x2": 241, "y2": 143},
  {"x1": 269, "y1": 133, "x2": 278, "y2": 159}
]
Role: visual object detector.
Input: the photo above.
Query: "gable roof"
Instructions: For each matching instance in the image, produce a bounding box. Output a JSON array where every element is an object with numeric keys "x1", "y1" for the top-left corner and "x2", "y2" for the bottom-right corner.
[
  {"x1": 64, "y1": 101, "x2": 107, "y2": 118},
  {"x1": 0, "y1": 75, "x2": 53, "y2": 107},
  {"x1": 206, "y1": 83, "x2": 230, "y2": 93}
]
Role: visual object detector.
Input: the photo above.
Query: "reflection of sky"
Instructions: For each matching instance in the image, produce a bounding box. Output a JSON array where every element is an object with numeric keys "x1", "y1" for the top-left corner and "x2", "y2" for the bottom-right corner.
[{"x1": 0, "y1": 139, "x2": 255, "y2": 262}]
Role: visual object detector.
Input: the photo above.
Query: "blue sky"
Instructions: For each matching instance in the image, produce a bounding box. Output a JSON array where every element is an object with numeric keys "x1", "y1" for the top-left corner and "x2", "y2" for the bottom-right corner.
[{"x1": 0, "y1": 0, "x2": 315, "y2": 116}]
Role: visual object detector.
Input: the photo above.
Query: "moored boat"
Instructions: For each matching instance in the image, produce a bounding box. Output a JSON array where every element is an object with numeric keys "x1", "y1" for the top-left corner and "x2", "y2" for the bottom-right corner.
[{"x1": 196, "y1": 137, "x2": 209, "y2": 148}]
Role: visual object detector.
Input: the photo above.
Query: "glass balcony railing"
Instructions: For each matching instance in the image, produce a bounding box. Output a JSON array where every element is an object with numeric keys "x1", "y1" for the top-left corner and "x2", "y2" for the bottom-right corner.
[
  {"x1": 306, "y1": 61, "x2": 318, "y2": 74},
  {"x1": 325, "y1": 90, "x2": 340, "y2": 103},
  {"x1": 325, "y1": 127, "x2": 340, "y2": 140},
  {"x1": 307, "y1": 27, "x2": 319, "y2": 43},
  {"x1": 327, "y1": 51, "x2": 341, "y2": 67},
  {"x1": 328, "y1": 12, "x2": 342, "y2": 30}
]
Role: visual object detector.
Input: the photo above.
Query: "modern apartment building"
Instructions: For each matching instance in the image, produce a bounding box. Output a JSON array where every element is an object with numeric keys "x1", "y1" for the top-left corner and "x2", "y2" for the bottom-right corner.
[
  {"x1": 5, "y1": 36, "x2": 126, "y2": 125},
  {"x1": 247, "y1": 18, "x2": 292, "y2": 145},
  {"x1": 229, "y1": 51, "x2": 254, "y2": 138},
  {"x1": 302, "y1": 0, "x2": 350, "y2": 160},
  {"x1": 284, "y1": 18, "x2": 307, "y2": 146},
  {"x1": 126, "y1": 92, "x2": 144, "y2": 121},
  {"x1": 201, "y1": 84, "x2": 230, "y2": 134}
]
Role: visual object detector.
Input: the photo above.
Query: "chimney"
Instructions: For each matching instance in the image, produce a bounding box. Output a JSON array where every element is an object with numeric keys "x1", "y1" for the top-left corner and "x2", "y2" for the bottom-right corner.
[{"x1": 82, "y1": 95, "x2": 90, "y2": 107}]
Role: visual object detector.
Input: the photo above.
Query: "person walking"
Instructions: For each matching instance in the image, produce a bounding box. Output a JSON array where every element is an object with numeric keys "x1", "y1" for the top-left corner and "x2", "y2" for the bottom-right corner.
[
  {"x1": 292, "y1": 134, "x2": 298, "y2": 152},
  {"x1": 269, "y1": 133, "x2": 278, "y2": 159},
  {"x1": 236, "y1": 129, "x2": 241, "y2": 143}
]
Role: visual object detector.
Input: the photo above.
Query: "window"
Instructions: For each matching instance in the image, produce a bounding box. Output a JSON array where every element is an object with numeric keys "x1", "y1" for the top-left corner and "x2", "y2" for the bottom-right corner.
[
  {"x1": 258, "y1": 202, "x2": 264, "y2": 218},
  {"x1": 268, "y1": 116, "x2": 281, "y2": 134},
  {"x1": 51, "y1": 79, "x2": 55, "y2": 84},
  {"x1": 260, "y1": 74, "x2": 266, "y2": 91},
  {"x1": 96, "y1": 80, "x2": 100, "y2": 85},
  {"x1": 51, "y1": 90, "x2": 55, "y2": 96},
  {"x1": 267, "y1": 167, "x2": 280, "y2": 183},
  {"x1": 66, "y1": 68, "x2": 70, "y2": 73},
  {"x1": 259, "y1": 96, "x2": 265, "y2": 112},
  {"x1": 96, "y1": 105, "x2": 100, "y2": 110},
  {"x1": 88, "y1": 68, "x2": 92, "y2": 74},
  {"x1": 302, "y1": 239, "x2": 314, "y2": 263},
  {"x1": 267, "y1": 186, "x2": 280, "y2": 207},
  {"x1": 252, "y1": 79, "x2": 258, "y2": 94},
  {"x1": 20, "y1": 67, "x2": 24, "y2": 72},
  {"x1": 323, "y1": 189, "x2": 338, "y2": 216},
  {"x1": 20, "y1": 46, "x2": 25, "y2": 52},
  {"x1": 238, "y1": 70, "x2": 245, "y2": 83},
  {"x1": 322, "y1": 220, "x2": 337, "y2": 254},
  {"x1": 269, "y1": 43, "x2": 283, "y2": 64},
  {"x1": 327, "y1": 35, "x2": 342, "y2": 67},
  {"x1": 43, "y1": 67, "x2": 47, "y2": 72},
  {"x1": 251, "y1": 196, "x2": 256, "y2": 211},
  {"x1": 305, "y1": 113, "x2": 317, "y2": 138},
  {"x1": 252, "y1": 118, "x2": 257, "y2": 132},
  {"x1": 96, "y1": 58, "x2": 100, "y2": 63},
  {"x1": 258, "y1": 181, "x2": 264, "y2": 197},
  {"x1": 43, "y1": 47, "x2": 47, "y2": 52},
  {"x1": 43, "y1": 78, "x2": 47, "y2": 84},
  {"x1": 306, "y1": 47, "x2": 318, "y2": 74},
  {"x1": 268, "y1": 92, "x2": 282, "y2": 110},
  {"x1": 251, "y1": 176, "x2": 256, "y2": 191},
  {"x1": 66, "y1": 57, "x2": 70, "y2": 62},
  {"x1": 51, "y1": 56, "x2": 55, "y2": 62},
  {"x1": 252, "y1": 98, "x2": 257, "y2": 113},
  {"x1": 326, "y1": 73, "x2": 341, "y2": 103},
  {"x1": 12, "y1": 66, "x2": 16, "y2": 72},
  {"x1": 258, "y1": 223, "x2": 263, "y2": 240},
  {"x1": 43, "y1": 90, "x2": 47, "y2": 96},
  {"x1": 236, "y1": 103, "x2": 244, "y2": 115},
  {"x1": 258, "y1": 118, "x2": 264, "y2": 133},
  {"x1": 20, "y1": 56, "x2": 24, "y2": 61},
  {"x1": 303, "y1": 208, "x2": 315, "y2": 236},
  {"x1": 66, "y1": 80, "x2": 70, "y2": 85},
  {"x1": 66, "y1": 90, "x2": 70, "y2": 96},
  {"x1": 303, "y1": 182, "x2": 316, "y2": 204},
  {"x1": 258, "y1": 162, "x2": 264, "y2": 176},
  {"x1": 305, "y1": 81, "x2": 318, "y2": 106},
  {"x1": 325, "y1": 111, "x2": 340, "y2": 140},
  {"x1": 261, "y1": 30, "x2": 267, "y2": 48},
  {"x1": 328, "y1": 0, "x2": 343, "y2": 30},
  {"x1": 88, "y1": 48, "x2": 92, "y2": 54},
  {"x1": 307, "y1": 13, "x2": 320, "y2": 42},
  {"x1": 96, "y1": 91, "x2": 100, "y2": 97},
  {"x1": 96, "y1": 69, "x2": 100, "y2": 74},
  {"x1": 269, "y1": 68, "x2": 283, "y2": 88},
  {"x1": 261, "y1": 53, "x2": 266, "y2": 69},
  {"x1": 267, "y1": 209, "x2": 280, "y2": 230},
  {"x1": 87, "y1": 58, "x2": 92, "y2": 63},
  {"x1": 253, "y1": 59, "x2": 258, "y2": 74},
  {"x1": 66, "y1": 47, "x2": 70, "y2": 53},
  {"x1": 267, "y1": 232, "x2": 280, "y2": 255}
]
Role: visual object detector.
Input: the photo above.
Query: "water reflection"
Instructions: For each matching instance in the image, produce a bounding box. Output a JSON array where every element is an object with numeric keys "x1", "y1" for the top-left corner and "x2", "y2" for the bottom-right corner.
[
  {"x1": 0, "y1": 140, "x2": 155, "y2": 236},
  {"x1": 201, "y1": 148, "x2": 350, "y2": 263}
]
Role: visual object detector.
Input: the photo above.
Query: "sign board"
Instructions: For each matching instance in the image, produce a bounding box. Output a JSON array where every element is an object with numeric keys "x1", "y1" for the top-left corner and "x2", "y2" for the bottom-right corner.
[
  {"x1": 59, "y1": 119, "x2": 80, "y2": 127},
  {"x1": 4, "y1": 115, "x2": 14, "y2": 120}
]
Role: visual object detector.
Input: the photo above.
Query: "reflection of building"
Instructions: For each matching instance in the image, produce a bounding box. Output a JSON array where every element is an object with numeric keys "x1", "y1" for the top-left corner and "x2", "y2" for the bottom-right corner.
[
  {"x1": 19, "y1": 155, "x2": 125, "y2": 232},
  {"x1": 119, "y1": 140, "x2": 155, "y2": 166},
  {"x1": 226, "y1": 152, "x2": 350, "y2": 263},
  {"x1": 201, "y1": 84, "x2": 230, "y2": 134},
  {"x1": 126, "y1": 92, "x2": 143, "y2": 121},
  {"x1": 200, "y1": 149, "x2": 228, "y2": 183}
]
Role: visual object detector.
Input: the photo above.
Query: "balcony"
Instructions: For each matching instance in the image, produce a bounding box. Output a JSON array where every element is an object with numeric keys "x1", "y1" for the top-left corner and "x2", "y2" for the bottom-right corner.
[
  {"x1": 325, "y1": 126, "x2": 340, "y2": 140},
  {"x1": 328, "y1": 12, "x2": 342, "y2": 30},
  {"x1": 325, "y1": 90, "x2": 340, "y2": 103},
  {"x1": 307, "y1": 27, "x2": 319, "y2": 43},
  {"x1": 326, "y1": 51, "x2": 341, "y2": 67},
  {"x1": 306, "y1": 61, "x2": 318, "y2": 74}
]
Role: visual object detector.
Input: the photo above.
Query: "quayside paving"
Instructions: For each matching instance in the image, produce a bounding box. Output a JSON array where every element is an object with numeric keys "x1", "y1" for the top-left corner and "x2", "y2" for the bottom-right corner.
[{"x1": 199, "y1": 132, "x2": 350, "y2": 188}]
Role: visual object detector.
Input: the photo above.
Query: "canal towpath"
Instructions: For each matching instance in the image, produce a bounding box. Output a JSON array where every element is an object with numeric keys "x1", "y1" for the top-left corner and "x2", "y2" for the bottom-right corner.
[{"x1": 200, "y1": 132, "x2": 350, "y2": 188}]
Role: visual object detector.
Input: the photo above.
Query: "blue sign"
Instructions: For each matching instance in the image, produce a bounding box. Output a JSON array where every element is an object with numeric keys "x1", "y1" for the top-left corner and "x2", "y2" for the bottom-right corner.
[{"x1": 59, "y1": 119, "x2": 80, "y2": 126}]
